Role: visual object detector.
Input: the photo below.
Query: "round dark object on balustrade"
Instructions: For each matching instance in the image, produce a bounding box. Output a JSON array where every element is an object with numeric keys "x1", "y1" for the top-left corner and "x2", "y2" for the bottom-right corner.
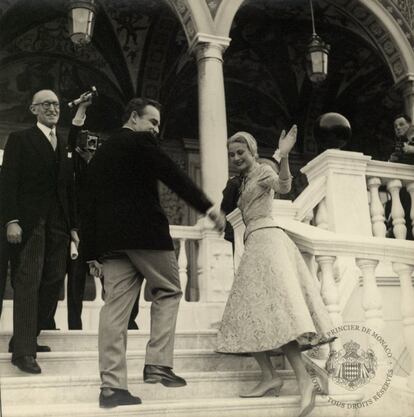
[{"x1": 313, "y1": 112, "x2": 352, "y2": 151}]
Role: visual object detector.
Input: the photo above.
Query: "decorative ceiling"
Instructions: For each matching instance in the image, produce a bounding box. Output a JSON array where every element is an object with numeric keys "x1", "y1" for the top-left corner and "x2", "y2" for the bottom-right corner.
[{"x1": 0, "y1": 0, "x2": 407, "y2": 161}]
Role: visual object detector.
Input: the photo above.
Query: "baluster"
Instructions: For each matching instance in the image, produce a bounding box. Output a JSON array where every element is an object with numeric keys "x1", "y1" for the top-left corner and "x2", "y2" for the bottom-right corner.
[
  {"x1": 315, "y1": 198, "x2": 328, "y2": 230},
  {"x1": 315, "y1": 255, "x2": 342, "y2": 353},
  {"x1": 196, "y1": 239, "x2": 203, "y2": 291},
  {"x1": 316, "y1": 256, "x2": 341, "y2": 326},
  {"x1": 392, "y1": 262, "x2": 414, "y2": 390},
  {"x1": 387, "y1": 179, "x2": 407, "y2": 239},
  {"x1": 355, "y1": 259, "x2": 382, "y2": 331},
  {"x1": 367, "y1": 177, "x2": 386, "y2": 237},
  {"x1": 407, "y1": 182, "x2": 414, "y2": 238},
  {"x1": 178, "y1": 238, "x2": 189, "y2": 302},
  {"x1": 355, "y1": 258, "x2": 388, "y2": 366},
  {"x1": 94, "y1": 276, "x2": 104, "y2": 302}
]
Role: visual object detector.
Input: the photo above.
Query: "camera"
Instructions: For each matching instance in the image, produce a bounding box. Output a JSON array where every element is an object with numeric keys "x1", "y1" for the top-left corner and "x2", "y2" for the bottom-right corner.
[{"x1": 76, "y1": 130, "x2": 102, "y2": 152}]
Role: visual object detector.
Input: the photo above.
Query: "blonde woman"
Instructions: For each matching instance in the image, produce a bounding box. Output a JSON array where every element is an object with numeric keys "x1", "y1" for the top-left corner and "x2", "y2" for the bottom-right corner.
[{"x1": 217, "y1": 127, "x2": 333, "y2": 417}]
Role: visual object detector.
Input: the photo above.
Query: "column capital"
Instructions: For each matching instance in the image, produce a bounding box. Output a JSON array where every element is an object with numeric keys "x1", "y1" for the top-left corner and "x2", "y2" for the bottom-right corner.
[
  {"x1": 392, "y1": 262, "x2": 414, "y2": 276},
  {"x1": 402, "y1": 80, "x2": 414, "y2": 98},
  {"x1": 396, "y1": 74, "x2": 414, "y2": 121},
  {"x1": 315, "y1": 255, "x2": 336, "y2": 265},
  {"x1": 189, "y1": 32, "x2": 231, "y2": 59},
  {"x1": 367, "y1": 176, "x2": 382, "y2": 188},
  {"x1": 355, "y1": 258, "x2": 379, "y2": 270},
  {"x1": 397, "y1": 73, "x2": 414, "y2": 96}
]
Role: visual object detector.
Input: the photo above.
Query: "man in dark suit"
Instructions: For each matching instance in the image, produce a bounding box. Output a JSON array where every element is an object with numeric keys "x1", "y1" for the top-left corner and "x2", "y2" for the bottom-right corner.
[
  {"x1": 65, "y1": 104, "x2": 141, "y2": 330},
  {"x1": 82, "y1": 97, "x2": 225, "y2": 408},
  {"x1": 385, "y1": 114, "x2": 414, "y2": 240},
  {"x1": 220, "y1": 175, "x2": 242, "y2": 251},
  {"x1": 0, "y1": 89, "x2": 78, "y2": 374}
]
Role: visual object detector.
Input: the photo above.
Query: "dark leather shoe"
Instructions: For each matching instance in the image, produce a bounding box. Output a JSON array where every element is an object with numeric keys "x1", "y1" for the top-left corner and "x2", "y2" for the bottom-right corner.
[
  {"x1": 8, "y1": 340, "x2": 51, "y2": 353},
  {"x1": 11, "y1": 355, "x2": 41, "y2": 374},
  {"x1": 99, "y1": 388, "x2": 141, "y2": 408},
  {"x1": 35, "y1": 344, "x2": 51, "y2": 352},
  {"x1": 143, "y1": 365, "x2": 186, "y2": 387}
]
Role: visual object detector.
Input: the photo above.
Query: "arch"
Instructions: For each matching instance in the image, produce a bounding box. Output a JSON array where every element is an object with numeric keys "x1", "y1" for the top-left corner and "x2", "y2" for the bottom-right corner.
[
  {"x1": 213, "y1": 0, "x2": 244, "y2": 38},
  {"x1": 213, "y1": 0, "x2": 414, "y2": 83},
  {"x1": 330, "y1": 0, "x2": 414, "y2": 83},
  {"x1": 166, "y1": 0, "x2": 215, "y2": 46}
]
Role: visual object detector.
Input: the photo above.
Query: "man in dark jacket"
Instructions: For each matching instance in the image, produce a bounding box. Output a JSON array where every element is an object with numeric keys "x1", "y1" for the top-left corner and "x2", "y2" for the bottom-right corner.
[
  {"x1": 0, "y1": 89, "x2": 78, "y2": 374},
  {"x1": 82, "y1": 98, "x2": 225, "y2": 408},
  {"x1": 220, "y1": 175, "x2": 242, "y2": 250},
  {"x1": 385, "y1": 114, "x2": 414, "y2": 240}
]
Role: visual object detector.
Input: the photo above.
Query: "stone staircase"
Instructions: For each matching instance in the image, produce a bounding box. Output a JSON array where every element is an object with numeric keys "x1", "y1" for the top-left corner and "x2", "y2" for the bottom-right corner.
[{"x1": 0, "y1": 330, "x2": 361, "y2": 417}]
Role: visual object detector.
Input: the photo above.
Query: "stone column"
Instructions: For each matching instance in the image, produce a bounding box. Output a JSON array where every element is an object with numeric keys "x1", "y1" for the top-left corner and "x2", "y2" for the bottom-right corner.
[
  {"x1": 402, "y1": 76, "x2": 414, "y2": 122},
  {"x1": 192, "y1": 33, "x2": 230, "y2": 203}
]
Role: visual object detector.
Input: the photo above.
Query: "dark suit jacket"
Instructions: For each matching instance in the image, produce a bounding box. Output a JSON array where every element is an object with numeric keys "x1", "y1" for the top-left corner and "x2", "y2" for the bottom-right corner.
[
  {"x1": 82, "y1": 128, "x2": 213, "y2": 260},
  {"x1": 0, "y1": 125, "x2": 76, "y2": 239},
  {"x1": 220, "y1": 176, "x2": 242, "y2": 243}
]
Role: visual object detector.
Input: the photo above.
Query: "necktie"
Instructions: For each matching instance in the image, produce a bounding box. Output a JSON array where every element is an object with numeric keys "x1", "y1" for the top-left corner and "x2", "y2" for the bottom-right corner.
[{"x1": 49, "y1": 130, "x2": 57, "y2": 151}]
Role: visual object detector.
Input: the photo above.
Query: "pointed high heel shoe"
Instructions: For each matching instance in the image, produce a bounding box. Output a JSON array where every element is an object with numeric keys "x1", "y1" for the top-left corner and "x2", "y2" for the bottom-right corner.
[
  {"x1": 297, "y1": 386, "x2": 317, "y2": 417},
  {"x1": 239, "y1": 378, "x2": 284, "y2": 398}
]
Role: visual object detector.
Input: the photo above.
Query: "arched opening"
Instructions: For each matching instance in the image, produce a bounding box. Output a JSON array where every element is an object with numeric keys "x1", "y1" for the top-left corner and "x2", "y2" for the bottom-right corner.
[{"x1": 223, "y1": 0, "x2": 406, "y2": 168}]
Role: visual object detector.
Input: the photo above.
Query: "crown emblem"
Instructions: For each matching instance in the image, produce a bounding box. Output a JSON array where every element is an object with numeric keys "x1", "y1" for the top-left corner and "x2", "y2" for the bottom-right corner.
[{"x1": 326, "y1": 340, "x2": 377, "y2": 390}]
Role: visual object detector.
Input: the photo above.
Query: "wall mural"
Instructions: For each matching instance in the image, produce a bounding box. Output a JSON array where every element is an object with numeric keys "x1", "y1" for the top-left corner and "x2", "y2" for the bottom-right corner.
[{"x1": 102, "y1": 0, "x2": 162, "y2": 94}]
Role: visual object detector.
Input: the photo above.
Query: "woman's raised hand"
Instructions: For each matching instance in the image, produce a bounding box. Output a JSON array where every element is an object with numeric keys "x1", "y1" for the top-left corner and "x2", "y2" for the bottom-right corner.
[{"x1": 277, "y1": 124, "x2": 297, "y2": 158}]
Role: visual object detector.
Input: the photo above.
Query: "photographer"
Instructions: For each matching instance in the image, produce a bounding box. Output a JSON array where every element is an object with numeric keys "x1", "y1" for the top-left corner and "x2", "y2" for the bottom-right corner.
[
  {"x1": 389, "y1": 114, "x2": 414, "y2": 164},
  {"x1": 384, "y1": 114, "x2": 414, "y2": 241}
]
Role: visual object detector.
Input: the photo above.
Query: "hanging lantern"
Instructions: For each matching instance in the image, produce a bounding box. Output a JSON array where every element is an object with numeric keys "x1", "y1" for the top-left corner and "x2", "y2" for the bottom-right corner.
[
  {"x1": 68, "y1": 0, "x2": 97, "y2": 46},
  {"x1": 306, "y1": 34, "x2": 330, "y2": 83},
  {"x1": 306, "y1": 0, "x2": 330, "y2": 83}
]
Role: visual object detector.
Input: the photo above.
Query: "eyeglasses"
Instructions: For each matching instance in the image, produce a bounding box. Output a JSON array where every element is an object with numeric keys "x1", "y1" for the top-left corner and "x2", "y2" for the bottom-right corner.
[{"x1": 32, "y1": 101, "x2": 60, "y2": 110}]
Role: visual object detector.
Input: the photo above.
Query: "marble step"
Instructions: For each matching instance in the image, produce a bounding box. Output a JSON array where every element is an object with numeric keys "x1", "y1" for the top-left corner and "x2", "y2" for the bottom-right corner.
[
  {"x1": 2, "y1": 394, "x2": 362, "y2": 417},
  {"x1": 0, "y1": 349, "x2": 284, "y2": 376},
  {"x1": 1, "y1": 370, "x2": 300, "y2": 406},
  {"x1": 0, "y1": 330, "x2": 219, "y2": 352}
]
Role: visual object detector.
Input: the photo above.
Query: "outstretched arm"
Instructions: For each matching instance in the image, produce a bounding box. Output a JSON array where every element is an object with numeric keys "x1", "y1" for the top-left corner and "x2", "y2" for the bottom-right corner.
[{"x1": 272, "y1": 125, "x2": 297, "y2": 193}]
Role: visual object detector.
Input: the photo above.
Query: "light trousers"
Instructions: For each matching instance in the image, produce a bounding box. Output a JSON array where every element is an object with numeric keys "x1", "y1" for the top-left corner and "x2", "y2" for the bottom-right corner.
[{"x1": 99, "y1": 249, "x2": 182, "y2": 390}]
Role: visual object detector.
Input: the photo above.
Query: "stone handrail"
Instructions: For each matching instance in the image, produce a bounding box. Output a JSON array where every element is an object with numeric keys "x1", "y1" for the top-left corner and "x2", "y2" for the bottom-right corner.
[
  {"x1": 170, "y1": 224, "x2": 203, "y2": 240},
  {"x1": 280, "y1": 219, "x2": 414, "y2": 264}
]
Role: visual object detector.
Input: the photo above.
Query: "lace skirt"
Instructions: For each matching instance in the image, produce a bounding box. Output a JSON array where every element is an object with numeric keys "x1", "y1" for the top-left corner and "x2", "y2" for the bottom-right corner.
[{"x1": 216, "y1": 227, "x2": 333, "y2": 354}]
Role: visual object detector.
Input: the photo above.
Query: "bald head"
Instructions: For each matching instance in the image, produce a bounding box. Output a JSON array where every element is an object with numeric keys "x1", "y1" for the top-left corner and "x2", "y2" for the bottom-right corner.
[{"x1": 32, "y1": 89, "x2": 56, "y2": 103}]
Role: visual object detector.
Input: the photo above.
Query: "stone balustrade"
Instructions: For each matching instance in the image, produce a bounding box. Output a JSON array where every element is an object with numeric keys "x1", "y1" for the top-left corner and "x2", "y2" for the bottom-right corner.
[
  {"x1": 228, "y1": 149, "x2": 414, "y2": 391},
  {"x1": 366, "y1": 159, "x2": 414, "y2": 239},
  {"x1": 0, "y1": 222, "x2": 233, "y2": 331}
]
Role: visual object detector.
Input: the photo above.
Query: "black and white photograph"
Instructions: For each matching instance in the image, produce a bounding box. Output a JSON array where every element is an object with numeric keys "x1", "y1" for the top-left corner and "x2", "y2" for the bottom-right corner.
[{"x1": 0, "y1": 1, "x2": 413, "y2": 416}]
